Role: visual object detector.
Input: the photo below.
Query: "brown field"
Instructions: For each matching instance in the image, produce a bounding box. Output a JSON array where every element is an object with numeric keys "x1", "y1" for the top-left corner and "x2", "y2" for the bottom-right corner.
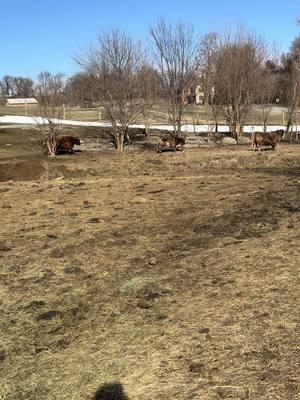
[
  {"x1": 0, "y1": 126, "x2": 299, "y2": 400},
  {"x1": 0, "y1": 103, "x2": 293, "y2": 125}
]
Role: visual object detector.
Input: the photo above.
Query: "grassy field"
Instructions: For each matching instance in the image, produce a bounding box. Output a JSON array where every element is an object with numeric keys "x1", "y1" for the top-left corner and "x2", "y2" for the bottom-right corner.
[
  {"x1": 0, "y1": 103, "x2": 292, "y2": 126},
  {"x1": 0, "y1": 126, "x2": 299, "y2": 399}
]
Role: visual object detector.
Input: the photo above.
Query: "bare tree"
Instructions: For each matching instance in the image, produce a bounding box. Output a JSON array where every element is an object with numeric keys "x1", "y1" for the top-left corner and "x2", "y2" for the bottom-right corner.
[
  {"x1": 0, "y1": 76, "x2": 34, "y2": 98},
  {"x1": 199, "y1": 32, "x2": 218, "y2": 106},
  {"x1": 149, "y1": 18, "x2": 200, "y2": 135},
  {"x1": 1, "y1": 76, "x2": 17, "y2": 96},
  {"x1": 34, "y1": 72, "x2": 67, "y2": 156},
  {"x1": 210, "y1": 88, "x2": 222, "y2": 133},
  {"x1": 14, "y1": 77, "x2": 34, "y2": 97},
  {"x1": 76, "y1": 29, "x2": 153, "y2": 151},
  {"x1": 255, "y1": 65, "x2": 277, "y2": 131},
  {"x1": 65, "y1": 73, "x2": 97, "y2": 106},
  {"x1": 282, "y1": 37, "x2": 300, "y2": 135},
  {"x1": 36, "y1": 72, "x2": 66, "y2": 106},
  {"x1": 212, "y1": 28, "x2": 267, "y2": 140}
]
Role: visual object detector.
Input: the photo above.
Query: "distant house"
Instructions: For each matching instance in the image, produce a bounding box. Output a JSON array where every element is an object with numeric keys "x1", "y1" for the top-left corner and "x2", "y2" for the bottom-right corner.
[
  {"x1": 185, "y1": 85, "x2": 205, "y2": 105},
  {"x1": 6, "y1": 98, "x2": 38, "y2": 106}
]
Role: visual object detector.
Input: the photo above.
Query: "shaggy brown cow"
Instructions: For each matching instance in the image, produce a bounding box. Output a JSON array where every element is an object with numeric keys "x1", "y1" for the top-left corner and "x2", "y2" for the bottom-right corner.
[
  {"x1": 252, "y1": 130, "x2": 284, "y2": 151},
  {"x1": 56, "y1": 136, "x2": 81, "y2": 154},
  {"x1": 157, "y1": 136, "x2": 186, "y2": 153}
]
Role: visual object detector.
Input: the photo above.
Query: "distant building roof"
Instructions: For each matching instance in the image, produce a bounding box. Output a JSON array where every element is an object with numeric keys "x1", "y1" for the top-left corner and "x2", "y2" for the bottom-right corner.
[{"x1": 6, "y1": 98, "x2": 38, "y2": 105}]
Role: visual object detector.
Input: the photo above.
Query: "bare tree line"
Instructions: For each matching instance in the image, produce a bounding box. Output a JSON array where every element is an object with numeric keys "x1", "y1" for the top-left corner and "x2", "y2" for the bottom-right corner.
[
  {"x1": 149, "y1": 18, "x2": 201, "y2": 136},
  {"x1": 1, "y1": 18, "x2": 299, "y2": 153}
]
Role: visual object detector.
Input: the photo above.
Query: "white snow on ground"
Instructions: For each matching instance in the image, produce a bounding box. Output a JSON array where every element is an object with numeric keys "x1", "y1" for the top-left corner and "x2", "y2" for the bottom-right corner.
[{"x1": 0, "y1": 115, "x2": 295, "y2": 132}]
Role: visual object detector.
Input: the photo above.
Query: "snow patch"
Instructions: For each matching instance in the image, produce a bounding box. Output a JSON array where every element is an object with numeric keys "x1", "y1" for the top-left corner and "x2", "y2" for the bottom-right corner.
[{"x1": 0, "y1": 115, "x2": 293, "y2": 132}]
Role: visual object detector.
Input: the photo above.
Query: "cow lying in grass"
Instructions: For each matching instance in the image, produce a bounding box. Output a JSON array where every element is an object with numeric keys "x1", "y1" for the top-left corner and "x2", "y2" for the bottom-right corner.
[
  {"x1": 252, "y1": 130, "x2": 285, "y2": 151},
  {"x1": 157, "y1": 135, "x2": 186, "y2": 153},
  {"x1": 56, "y1": 136, "x2": 81, "y2": 154}
]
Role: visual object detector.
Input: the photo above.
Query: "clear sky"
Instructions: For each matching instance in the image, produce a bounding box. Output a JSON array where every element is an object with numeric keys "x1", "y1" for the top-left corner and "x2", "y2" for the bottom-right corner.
[{"x1": 1, "y1": 0, "x2": 299, "y2": 79}]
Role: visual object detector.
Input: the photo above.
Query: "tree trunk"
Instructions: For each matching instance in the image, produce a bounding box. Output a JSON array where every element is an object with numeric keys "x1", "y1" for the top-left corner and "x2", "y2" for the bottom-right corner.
[
  {"x1": 203, "y1": 92, "x2": 209, "y2": 107},
  {"x1": 236, "y1": 121, "x2": 244, "y2": 142},
  {"x1": 177, "y1": 119, "x2": 182, "y2": 136},
  {"x1": 229, "y1": 120, "x2": 236, "y2": 138},
  {"x1": 263, "y1": 119, "x2": 267, "y2": 132},
  {"x1": 215, "y1": 121, "x2": 218, "y2": 133},
  {"x1": 117, "y1": 132, "x2": 124, "y2": 151},
  {"x1": 286, "y1": 111, "x2": 294, "y2": 136},
  {"x1": 145, "y1": 123, "x2": 150, "y2": 138},
  {"x1": 124, "y1": 127, "x2": 130, "y2": 145}
]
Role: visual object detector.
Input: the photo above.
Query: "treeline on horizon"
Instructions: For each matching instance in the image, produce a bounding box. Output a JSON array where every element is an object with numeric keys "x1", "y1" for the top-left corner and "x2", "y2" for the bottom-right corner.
[{"x1": 1, "y1": 18, "x2": 299, "y2": 149}]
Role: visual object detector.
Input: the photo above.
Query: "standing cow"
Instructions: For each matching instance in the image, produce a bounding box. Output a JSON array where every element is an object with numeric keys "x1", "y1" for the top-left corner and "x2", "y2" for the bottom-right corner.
[
  {"x1": 252, "y1": 130, "x2": 285, "y2": 151},
  {"x1": 157, "y1": 136, "x2": 186, "y2": 153}
]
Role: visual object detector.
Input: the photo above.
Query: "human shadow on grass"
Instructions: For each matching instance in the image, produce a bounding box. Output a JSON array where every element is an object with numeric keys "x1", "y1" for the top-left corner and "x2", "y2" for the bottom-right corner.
[{"x1": 93, "y1": 382, "x2": 129, "y2": 400}]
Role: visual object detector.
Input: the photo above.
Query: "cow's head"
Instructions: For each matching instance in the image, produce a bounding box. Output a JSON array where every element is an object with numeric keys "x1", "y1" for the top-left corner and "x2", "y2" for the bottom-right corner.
[
  {"x1": 275, "y1": 129, "x2": 285, "y2": 140},
  {"x1": 177, "y1": 137, "x2": 186, "y2": 145},
  {"x1": 73, "y1": 138, "x2": 81, "y2": 145}
]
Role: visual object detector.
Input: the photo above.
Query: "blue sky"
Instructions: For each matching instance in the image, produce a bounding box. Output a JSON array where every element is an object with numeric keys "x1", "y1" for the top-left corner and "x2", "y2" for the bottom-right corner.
[{"x1": 1, "y1": 0, "x2": 299, "y2": 79}]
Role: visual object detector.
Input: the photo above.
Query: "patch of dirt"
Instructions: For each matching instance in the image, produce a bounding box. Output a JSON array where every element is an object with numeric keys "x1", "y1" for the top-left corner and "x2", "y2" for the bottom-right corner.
[
  {"x1": 0, "y1": 131, "x2": 299, "y2": 400},
  {"x1": 0, "y1": 160, "x2": 45, "y2": 181}
]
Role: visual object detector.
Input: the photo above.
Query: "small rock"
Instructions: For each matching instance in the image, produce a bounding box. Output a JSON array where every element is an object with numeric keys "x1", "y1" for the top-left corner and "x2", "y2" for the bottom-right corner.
[{"x1": 149, "y1": 257, "x2": 157, "y2": 265}]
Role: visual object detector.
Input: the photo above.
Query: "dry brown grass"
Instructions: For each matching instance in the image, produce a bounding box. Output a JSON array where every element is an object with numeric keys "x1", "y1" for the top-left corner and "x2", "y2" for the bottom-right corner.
[
  {"x1": 0, "y1": 127, "x2": 299, "y2": 399},
  {"x1": 0, "y1": 103, "x2": 296, "y2": 125}
]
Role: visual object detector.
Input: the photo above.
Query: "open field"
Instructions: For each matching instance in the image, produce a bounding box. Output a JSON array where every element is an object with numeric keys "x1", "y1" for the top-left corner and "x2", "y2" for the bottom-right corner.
[
  {"x1": 0, "y1": 103, "x2": 296, "y2": 126},
  {"x1": 0, "y1": 127, "x2": 299, "y2": 399}
]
